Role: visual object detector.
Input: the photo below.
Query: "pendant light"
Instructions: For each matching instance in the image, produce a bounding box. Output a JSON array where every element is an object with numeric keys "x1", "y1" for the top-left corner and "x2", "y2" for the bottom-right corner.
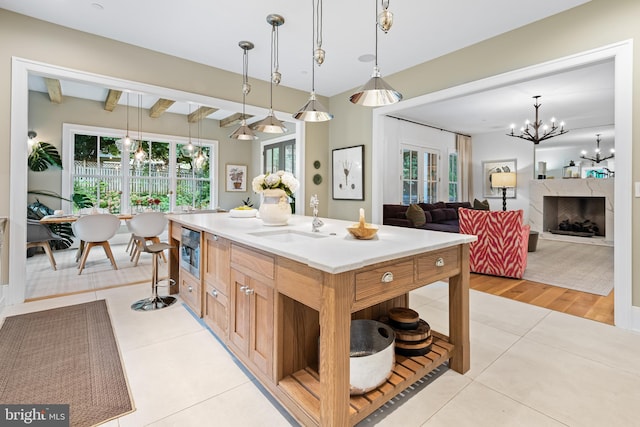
[
  {"x1": 181, "y1": 104, "x2": 196, "y2": 157},
  {"x1": 230, "y1": 41, "x2": 258, "y2": 141},
  {"x1": 133, "y1": 94, "x2": 147, "y2": 164},
  {"x1": 116, "y1": 92, "x2": 138, "y2": 153},
  {"x1": 349, "y1": 0, "x2": 402, "y2": 106},
  {"x1": 293, "y1": 0, "x2": 333, "y2": 122},
  {"x1": 254, "y1": 14, "x2": 288, "y2": 134},
  {"x1": 193, "y1": 110, "x2": 208, "y2": 172}
]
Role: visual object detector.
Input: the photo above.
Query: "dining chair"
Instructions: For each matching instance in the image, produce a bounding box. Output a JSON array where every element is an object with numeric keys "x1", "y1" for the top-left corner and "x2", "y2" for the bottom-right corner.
[
  {"x1": 26, "y1": 219, "x2": 65, "y2": 270},
  {"x1": 127, "y1": 212, "x2": 168, "y2": 266},
  {"x1": 72, "y1": 213, "x2": 121, "y2": 275}
]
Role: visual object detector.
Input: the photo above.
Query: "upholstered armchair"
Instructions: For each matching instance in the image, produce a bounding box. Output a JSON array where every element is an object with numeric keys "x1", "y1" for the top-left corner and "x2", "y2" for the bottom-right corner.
[{"x1": 458, "y1": 208, "x2": 530, "y2": 279}]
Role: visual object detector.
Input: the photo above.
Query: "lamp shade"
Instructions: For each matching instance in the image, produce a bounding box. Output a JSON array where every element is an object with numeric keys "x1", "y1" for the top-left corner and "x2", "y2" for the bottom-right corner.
[
  {"x1": 293, "y1": 92, "x2": 333, "y2": 122},
  {"x1": 491, "y1": 172, "x2": 517, "y2": 188},
  {"x1": 349, "y1": 70, "x2": 402, "y2": 107}
]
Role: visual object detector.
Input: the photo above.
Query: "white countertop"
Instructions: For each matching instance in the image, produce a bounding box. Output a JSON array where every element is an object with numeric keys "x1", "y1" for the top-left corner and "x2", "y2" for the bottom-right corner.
[{"x1": 167, "y1": 213, "x2": 477, "y2": 274}]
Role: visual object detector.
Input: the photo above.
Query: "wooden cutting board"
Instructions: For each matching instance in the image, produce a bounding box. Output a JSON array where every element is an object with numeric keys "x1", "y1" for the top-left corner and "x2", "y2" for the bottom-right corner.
[
  {"x1": 392, "y1": 319, "x2": 431, "y2": 342},
  {"x1": 388, "y1": 307, "x2": 420, "y2": 329}
]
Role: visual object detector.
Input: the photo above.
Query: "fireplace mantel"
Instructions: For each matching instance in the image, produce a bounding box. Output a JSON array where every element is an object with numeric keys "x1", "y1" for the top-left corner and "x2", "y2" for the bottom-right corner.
[{"x1": 529, "y1": 178, "x2": 614, "y2": 244}]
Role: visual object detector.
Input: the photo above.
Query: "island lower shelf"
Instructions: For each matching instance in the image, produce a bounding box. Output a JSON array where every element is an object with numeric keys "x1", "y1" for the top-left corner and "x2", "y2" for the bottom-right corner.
[{"x1": 278, "y1": 333, "x2": 454, "y2": 426}]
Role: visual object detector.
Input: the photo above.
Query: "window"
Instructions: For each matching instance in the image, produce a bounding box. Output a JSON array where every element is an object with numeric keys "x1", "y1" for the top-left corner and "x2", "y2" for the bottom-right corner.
[
  {"x1": 401, "y1": 146, "x2": 440, "y2": 204},
  {"x1": 263, "y1": 139, "x2": 295, "y2": 174},
  {"x1": 63, "y1": 125, "x2": 216, "y2": 214},
  {"x1": 448, "y1": 151, "x2": 459, "y2": 202}
]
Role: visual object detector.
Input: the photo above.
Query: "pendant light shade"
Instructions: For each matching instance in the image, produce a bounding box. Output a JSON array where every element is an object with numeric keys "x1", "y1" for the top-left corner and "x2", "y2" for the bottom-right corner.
[
  {"x1": 254, "y1": 14, "x2": 288, "y2": 134},
  {"x1": 294, "y1": 0, "x2": 332, "y2": 122},
  {"x1": 230, "y1": 41, "x2": 258, "y2": 141},
  {"x1": 293, "y1": 92, "x2": 332, "y2": 122},
  {"x1": 349, "y1": 66, "x2": 402, "y2": 106},
  {"x1": 349, "y1": 0, "x2": 402, "y2": 107}
]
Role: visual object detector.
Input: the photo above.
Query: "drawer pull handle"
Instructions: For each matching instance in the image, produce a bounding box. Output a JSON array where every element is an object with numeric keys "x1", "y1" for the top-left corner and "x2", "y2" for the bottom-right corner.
[
  {"x1": 240, "y1": 285, "x2": 248, "y2": 292},
  {"x1": 213, "y1": 235, "x2": 219, "y2": 241},
  {"x1": 435, "y1": 257, "x2": 445, "y2": 267},
  {"x1": 244, "y1": 288, "x2": 254, "y2": 296},
  {"x1": 188, "y1": 285, "x2": 193, "y2": 292},
  {"x1": 381, "y1": 272, "x2": 394, "y2": 283},
  {"x1": 211, "y1": 289, "x2": 218, "y2": 297}
]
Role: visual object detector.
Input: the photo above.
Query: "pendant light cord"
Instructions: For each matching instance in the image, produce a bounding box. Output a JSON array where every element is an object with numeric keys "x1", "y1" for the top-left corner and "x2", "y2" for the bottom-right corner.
[
  {"x1": 242, "y1": 48, "x2": 248, "y2": 117},
  {"x1": 315, "y1": 0, "x2": 323, "y2": 51},
  {"x1": 311, "y1": 0, "x2": 317, "y2": 93},
  {"x1": 269, "y1": 24, "x2": 275, "y2": 111},
  {"x1": 375, "y1": 0, "x2": 379, "y2": 69}
]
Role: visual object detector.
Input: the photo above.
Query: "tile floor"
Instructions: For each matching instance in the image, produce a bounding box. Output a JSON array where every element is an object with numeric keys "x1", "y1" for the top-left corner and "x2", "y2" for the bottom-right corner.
[{"x1": 2, "y1": 281, "x2": 640, "y2": 426}]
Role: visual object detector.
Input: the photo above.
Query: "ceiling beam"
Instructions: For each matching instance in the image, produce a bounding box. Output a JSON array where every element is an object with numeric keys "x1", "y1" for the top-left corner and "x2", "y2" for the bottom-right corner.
[
  {"x1": 104, "y1": 89, "x2": 122, "y2": 112},
  {"x1": 44, "y1": 78, "x2": 63, "y2": 104},
  {"x1": 149, "y1": 98, "x2": 176, "y2": 118},
  {"x1": 188, "y1": 106, "x2": 218, "y2": 123},
  {"x1": 219, "y1": 112, "x2": 253, "y2": 128}
]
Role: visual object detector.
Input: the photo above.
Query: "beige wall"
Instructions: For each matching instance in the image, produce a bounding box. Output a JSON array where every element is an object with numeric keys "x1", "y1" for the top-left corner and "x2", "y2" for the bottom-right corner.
[
  {"x1": 327, "y1": 0, "x2": 640, "y2": 305},
  {"x1": 2, "y1": 0, "x2": 640, "y2": 305},
  {"x1": 0, "y1": 9, "x2": 330, "y2": 285}
]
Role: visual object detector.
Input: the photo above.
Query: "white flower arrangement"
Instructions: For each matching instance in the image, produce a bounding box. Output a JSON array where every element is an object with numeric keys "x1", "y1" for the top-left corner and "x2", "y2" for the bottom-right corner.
[{"x1": 252, "y1": 170, "x2": 299, "y2": 198}]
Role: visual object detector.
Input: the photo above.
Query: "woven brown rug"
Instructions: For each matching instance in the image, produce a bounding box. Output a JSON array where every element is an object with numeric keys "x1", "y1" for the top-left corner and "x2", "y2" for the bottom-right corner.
[{"x1": 0, "y1": 300, "x2": 134, "y2": 426}]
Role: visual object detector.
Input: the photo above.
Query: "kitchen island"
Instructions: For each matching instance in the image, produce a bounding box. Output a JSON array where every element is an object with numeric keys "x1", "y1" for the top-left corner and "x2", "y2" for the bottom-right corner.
[{"x1": 167, "y1": 213, "x2": 475, "y2": 426}]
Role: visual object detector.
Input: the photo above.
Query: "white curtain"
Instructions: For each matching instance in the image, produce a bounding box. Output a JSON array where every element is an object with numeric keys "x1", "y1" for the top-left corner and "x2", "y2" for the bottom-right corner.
[{"x1": 456, "y1": 134, "x2": 472, "y2": 201}]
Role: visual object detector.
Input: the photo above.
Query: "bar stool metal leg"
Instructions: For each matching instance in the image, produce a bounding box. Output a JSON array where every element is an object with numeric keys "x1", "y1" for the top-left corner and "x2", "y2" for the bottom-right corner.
[{"x1": 131, "y1": 238, "x2": 177, "y2": 311}]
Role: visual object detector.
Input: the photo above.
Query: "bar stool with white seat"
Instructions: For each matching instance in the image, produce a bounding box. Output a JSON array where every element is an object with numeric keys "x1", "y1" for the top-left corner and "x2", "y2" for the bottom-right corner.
[
  {"x1": 126, "y1": 212, "x2": 167, "y2": 266},
  {"x1": 130, "y1": 236, "x2": 176, "y2": 311}
]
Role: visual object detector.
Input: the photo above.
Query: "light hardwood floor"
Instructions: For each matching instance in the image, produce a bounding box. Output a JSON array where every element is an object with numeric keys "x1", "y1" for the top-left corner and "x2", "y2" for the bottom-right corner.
[{"x1": 469, "y1": 273, "x2": 614, "y2": 325}]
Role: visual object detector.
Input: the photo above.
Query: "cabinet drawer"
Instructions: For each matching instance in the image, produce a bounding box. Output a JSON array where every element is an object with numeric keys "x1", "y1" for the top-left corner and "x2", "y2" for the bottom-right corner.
[
  {"x1": 355, "y1": 259, "x2": 415, "y2": 303},
  {"x1": 416, "y1": 246, "x2": 460, "y2": 283},
  {"x1": 204, "y1": 284, "x2": 229, "y2": 340},
  {"x1": 179, "y1": 268, "x2": 201, "y2": 316},
  {"x1": 231, "y1": 244, "x2": 275, "y2": 281}
]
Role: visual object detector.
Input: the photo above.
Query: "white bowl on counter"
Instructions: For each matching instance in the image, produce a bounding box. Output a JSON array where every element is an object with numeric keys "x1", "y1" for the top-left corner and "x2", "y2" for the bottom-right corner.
[{"x1": 229, "y1": 208, "x2": 257, "y2": 218}]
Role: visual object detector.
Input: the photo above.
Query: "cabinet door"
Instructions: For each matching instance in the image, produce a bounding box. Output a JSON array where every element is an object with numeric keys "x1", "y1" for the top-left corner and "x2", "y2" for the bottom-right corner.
[
  {"x1": 204, "y1": 234, "x2": 230, "y2": 296},
  {"x1": 229, "y1": 269, "x2": 250, "y2": 355},
  {"x1": 179, "y1": 268, "x2": 201, "y2": 317},
  {"x1": 204, "y1": 284, "x2": 228, "y2": 340},
  {"x1": 248, "y1": 278, "x2": 274, "y2": 378}
]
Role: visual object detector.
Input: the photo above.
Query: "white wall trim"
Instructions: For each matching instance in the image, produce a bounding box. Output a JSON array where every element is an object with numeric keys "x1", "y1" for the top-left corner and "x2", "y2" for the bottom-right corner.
[{"x1": 372, "y1": 40, "x2": 634, "y2": 329}]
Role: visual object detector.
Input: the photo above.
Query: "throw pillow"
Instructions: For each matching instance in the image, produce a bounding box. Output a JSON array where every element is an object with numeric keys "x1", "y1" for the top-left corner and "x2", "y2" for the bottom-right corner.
[
  {"x1": 405, "y1": 204, "x2": 426, "y2": 227},
  {"x1": 473, "y1": 198, "x2": 490, "y2": 211}
]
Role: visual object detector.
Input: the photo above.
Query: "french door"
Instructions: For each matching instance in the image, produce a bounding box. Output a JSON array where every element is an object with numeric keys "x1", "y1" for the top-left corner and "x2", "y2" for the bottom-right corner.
[{"x1": 401, "y1": 145, "x2": 440, "y2": 204}]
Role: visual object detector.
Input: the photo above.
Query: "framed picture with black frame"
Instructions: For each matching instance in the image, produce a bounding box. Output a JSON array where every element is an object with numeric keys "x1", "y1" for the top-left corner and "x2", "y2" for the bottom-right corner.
[
  {"x1": 482, "y1": 158, "x2": 517, "y2": 198},
  {"x1": 332, "y1": 145, "x2": 364, "y2": 200}
]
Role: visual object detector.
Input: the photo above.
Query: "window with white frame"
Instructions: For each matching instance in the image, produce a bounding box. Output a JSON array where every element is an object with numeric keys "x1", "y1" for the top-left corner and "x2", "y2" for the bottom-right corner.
[
  {"x1": 448, "y1": 150, "x2": 459, "y2": 202},
  {"x1": 401, "y1": 145, "x2": 440, "y2": 204},
  {"x1": 63, "y1": 125, "x2": 217, "y2": 214}
]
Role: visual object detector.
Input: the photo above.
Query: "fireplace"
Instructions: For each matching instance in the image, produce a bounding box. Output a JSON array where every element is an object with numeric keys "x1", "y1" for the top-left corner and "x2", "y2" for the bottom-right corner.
[
  {"x1": 529, "y1": 178, "x2": 614, "y2": 244},
  {"x1": 543, "y1": 196, "x2": 605, "y2": 237}
]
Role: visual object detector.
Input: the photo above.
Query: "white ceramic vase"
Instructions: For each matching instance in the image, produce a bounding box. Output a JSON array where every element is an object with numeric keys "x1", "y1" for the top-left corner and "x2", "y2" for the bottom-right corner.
[{"x1": 258, "y1": 188, "x2": 291, "y2": 226}]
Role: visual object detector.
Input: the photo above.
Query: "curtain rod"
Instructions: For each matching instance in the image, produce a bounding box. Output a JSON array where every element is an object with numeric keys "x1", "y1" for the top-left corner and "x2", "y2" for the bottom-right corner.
[{"x1": 387, "y1": 115, "x2": 471, "y2": 138}]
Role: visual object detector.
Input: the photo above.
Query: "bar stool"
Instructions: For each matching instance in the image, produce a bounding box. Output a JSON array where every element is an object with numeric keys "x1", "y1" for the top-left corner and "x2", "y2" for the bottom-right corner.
[{"x1": 131, "y1": 235, "x2": 176, "y2": 311}]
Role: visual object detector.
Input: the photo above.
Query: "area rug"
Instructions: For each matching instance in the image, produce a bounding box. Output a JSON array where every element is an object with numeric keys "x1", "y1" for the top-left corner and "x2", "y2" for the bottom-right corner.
[
  {"x1": 0, "y1": 300, "x2": 134, "y2": 426},
  {"x1": 523, "y1": 239, "x2": 614, "y2": 296}
]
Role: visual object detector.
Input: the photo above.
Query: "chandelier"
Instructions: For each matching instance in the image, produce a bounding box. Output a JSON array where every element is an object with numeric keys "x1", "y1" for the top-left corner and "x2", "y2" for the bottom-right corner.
[
  {"x1": 507, "y1": 95, "x2": 568, "y2": 144},
  {"x1": 581, "y1": 133, "x2": 614, "y2": 163}
]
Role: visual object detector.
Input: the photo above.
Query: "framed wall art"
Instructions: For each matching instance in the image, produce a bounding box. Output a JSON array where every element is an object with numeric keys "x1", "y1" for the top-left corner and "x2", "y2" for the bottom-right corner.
[
  {"x1": 482, "y1": 159, "x2": 517, "y2": 198},
  {"x1": 332, "y1": 145, "x2": 364, "y2": 200},
  {"x1": 225, "y1": 164, "x2": 247, "y2": 192}
]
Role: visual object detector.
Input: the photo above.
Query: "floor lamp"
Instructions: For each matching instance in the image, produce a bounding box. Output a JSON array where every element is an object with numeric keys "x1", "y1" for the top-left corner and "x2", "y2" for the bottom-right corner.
[{"x1": 491, "y1": 172, "x2": 517, "y2": 211}]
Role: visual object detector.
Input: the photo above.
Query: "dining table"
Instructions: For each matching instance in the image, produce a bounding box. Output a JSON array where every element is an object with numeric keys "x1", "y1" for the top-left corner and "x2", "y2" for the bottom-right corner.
[{"x1": 39, "y1": 213, "x2": 133, "y2": 224}]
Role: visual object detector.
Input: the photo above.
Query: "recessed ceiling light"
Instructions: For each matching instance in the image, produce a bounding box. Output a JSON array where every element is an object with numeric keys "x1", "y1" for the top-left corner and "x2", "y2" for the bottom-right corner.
[
  {"x1": 358, "y1": 54, "x2": 375, "y2": 63},
  {"x1": 91, "y1": 3, "x2": 104, "y2": 10}
]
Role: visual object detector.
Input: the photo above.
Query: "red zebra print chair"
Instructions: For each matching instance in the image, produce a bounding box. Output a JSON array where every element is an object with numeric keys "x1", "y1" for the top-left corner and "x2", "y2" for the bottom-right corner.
[{"x1": 458, "y1": 207, "x2": 530, "y2": 279}]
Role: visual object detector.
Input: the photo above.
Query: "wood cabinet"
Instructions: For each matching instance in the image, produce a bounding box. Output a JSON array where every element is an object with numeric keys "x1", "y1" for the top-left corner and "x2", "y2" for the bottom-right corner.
[
  {"x1": 179, "y1": 268, "x2": 201, "y2": 316},
  {"x1": 229, "y1": 244, "x2": 275, "y2": 380},
  {"x1": 203, "y1": 234, "x2": 230, "y2": 338}
]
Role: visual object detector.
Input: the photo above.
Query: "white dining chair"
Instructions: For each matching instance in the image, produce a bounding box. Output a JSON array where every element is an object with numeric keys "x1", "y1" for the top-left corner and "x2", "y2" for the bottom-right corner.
[
  {"x1": 72, "y1": 213, "x2": 121, "y2": 275},
  {"x1": 127, "y1": 212, "x2": 168, "y2": 266}
]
